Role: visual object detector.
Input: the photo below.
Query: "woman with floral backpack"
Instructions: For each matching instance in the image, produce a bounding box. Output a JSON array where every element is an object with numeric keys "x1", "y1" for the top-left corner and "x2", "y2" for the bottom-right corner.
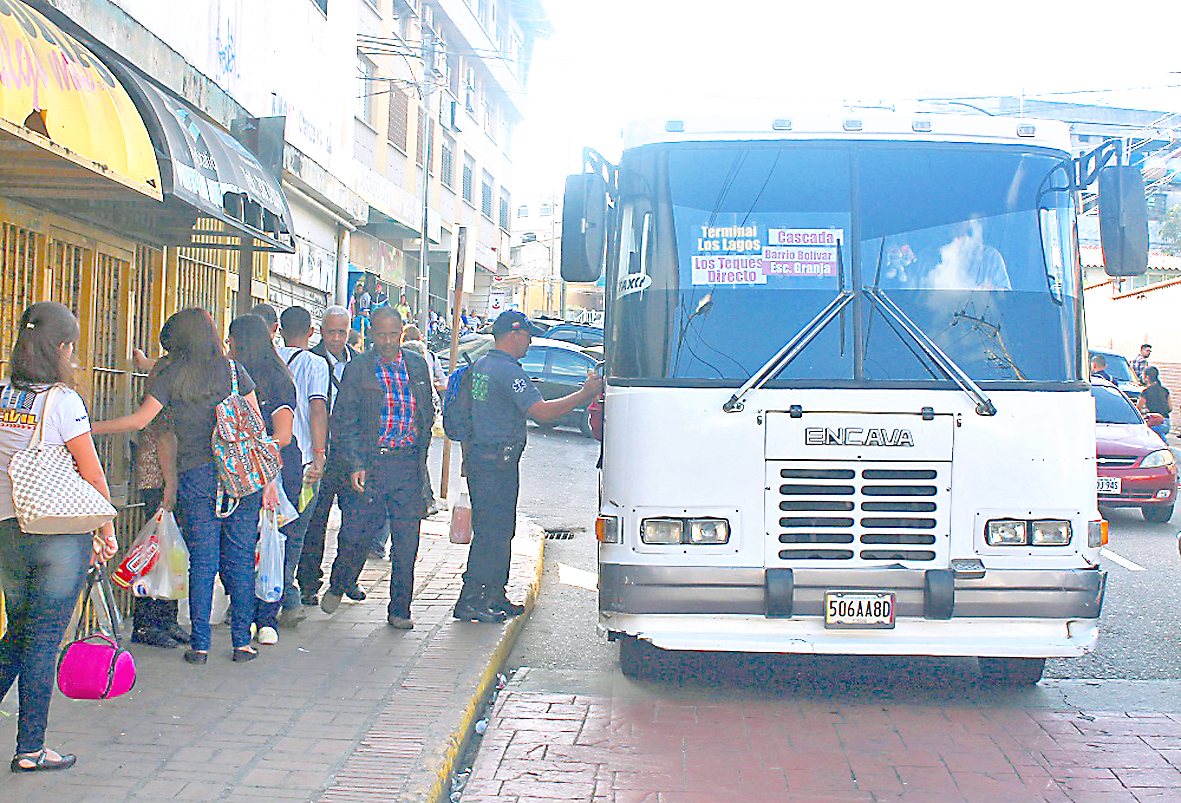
[{"x1": 94, "y1": 309, "x2": 279, "y2": 664}]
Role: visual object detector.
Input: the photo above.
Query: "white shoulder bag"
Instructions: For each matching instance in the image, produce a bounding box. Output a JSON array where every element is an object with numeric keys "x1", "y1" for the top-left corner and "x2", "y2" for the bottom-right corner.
[{"x1": 7, "y1": 385, "x2": 117, "y2": 534}]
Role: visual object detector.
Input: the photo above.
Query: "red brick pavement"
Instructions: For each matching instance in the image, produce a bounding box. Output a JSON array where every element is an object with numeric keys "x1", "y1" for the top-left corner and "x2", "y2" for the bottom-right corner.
[{"x1": 462, "y1": 670, "x2": 1181, "y2": 802}]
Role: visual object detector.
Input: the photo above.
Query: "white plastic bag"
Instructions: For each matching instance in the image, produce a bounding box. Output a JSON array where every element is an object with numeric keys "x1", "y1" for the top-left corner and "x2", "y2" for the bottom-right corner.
[
  {"x1": 449, "y1": 490, "x2": 473, "y2": 545},
  {"x1": 178, "y1": 575, "x2": 227, "y2": 627},
  {"x1": 255, "y1": 509, "x2": 285, "y2": 603},
  {"x1": 132, "y1": 511, "x2": 189, "y2": 600},
  {"x1": 275, "y1": 482, "x2": 300, "y2": 528}
]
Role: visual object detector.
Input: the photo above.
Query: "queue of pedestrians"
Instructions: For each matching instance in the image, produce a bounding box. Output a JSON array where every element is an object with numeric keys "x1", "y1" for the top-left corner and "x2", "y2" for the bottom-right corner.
[{"x1": 0, "y1": 299, "x2": 599, "y2": 775}]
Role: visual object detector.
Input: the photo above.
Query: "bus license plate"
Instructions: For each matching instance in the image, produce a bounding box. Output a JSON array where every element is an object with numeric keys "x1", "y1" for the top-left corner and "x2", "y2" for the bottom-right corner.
[
  {"x1": 825, "y1": 591, "x2": 896, "y2": 629},
  {"x1": 1097, "y1": 476, "x2": 1120, "y2": 494}
]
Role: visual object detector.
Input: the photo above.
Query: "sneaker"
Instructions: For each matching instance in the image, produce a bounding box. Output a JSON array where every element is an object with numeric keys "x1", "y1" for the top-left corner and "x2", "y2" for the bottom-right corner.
[
  {"x1": 257, "y1": 626, "x2": 279, "y2": 645},
  {"x1": 320, "y1": 590, "x2": 343, "y2": 614},
  {"x1": 452, "y1": 598, "x2": 507, "y2": 623},
  {"x1": 278, "y1": 606, "x2": 307, "y2": 628},
  {"x1": 387, "y1": 615, "x2": 415, "y2": 629},
  {"x1": 488, "y1": 594, "x2": 526, "y2": 617},
  {"x1": 345, "y1": 584, "x2": 367, "y2": 601}
]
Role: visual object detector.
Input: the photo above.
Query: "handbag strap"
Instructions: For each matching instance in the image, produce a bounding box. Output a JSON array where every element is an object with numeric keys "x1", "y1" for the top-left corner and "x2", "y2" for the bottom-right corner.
[
  {"x1": 74, "y1": 565, "x2": 125, "y2": 644},
  {"x1": 228, "y1": 360, "x2": 240, "y2": 396},
  {"x1": 28, "y1": 384, "x2": 61, "y2": 450}
]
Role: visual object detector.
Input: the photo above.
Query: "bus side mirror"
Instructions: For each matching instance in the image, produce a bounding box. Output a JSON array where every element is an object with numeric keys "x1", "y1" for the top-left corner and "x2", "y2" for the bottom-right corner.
[
  {"x1": 560, "y1": 173, "x2": 608, "y2": 283},
  {"x1": 1098, "y1": 165, "x2": 1148, "y2": 277}
]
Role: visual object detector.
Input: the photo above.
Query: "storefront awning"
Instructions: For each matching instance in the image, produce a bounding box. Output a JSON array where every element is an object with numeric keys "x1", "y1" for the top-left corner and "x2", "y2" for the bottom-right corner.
[
  {"x1": 0, "y1": 0, "x2": 161, "y2": 202},
  {"x1": 113, "y1": 65, "x2": 294, "y2": 253}
]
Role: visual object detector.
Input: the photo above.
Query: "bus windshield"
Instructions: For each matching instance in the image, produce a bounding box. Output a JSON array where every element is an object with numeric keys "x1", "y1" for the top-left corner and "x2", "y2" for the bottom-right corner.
[{"x1": 608, "y1": 142, "x2": 1082, "y2": 386}]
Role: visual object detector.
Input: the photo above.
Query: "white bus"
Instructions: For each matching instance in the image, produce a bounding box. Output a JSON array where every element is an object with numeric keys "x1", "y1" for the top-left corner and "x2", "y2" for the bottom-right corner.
[{"x1": 561, "y1": 111, "x2": 1148, "y2": 685}]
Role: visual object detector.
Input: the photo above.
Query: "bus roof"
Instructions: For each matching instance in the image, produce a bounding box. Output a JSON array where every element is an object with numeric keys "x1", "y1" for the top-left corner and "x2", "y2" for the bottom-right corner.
[{"x1": 621, "y1": 111, "x2": 1073, "y2": 152}]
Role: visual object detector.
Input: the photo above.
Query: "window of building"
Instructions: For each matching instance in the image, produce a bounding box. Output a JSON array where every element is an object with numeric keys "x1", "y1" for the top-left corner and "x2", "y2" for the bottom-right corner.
[
  {"x1": 465, "y1": 68, "x2": 477, "y2": 113},
  {"x1": 462, "y1": 155, "x2": 474, "y2": 204},
  {"x1": 356, "y1": 52, "x2": 375, "y2": 124},
  {"x1": 517, "y1": 204, "x2": 529, "y2": 218},
  {"x1": 539, "y1": 202, "x2": 552, "y2": 217},
  {"x1": 499, "y1": 189, "x2": 510, "y2": 231},
  {"x1": 481, "y1": 171, "x2": 494, "y2": 219},
  {"x1": 440, "y1": 138, "x2": 454, "y2": 188},
  {"x1": 387, "y1": 85, "x2": 409, "y2": 151}
]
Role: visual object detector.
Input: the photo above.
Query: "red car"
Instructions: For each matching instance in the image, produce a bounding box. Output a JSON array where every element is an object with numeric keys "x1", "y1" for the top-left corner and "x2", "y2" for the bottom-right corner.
[{"x1": 1093, "y1": 379, "x2": 1177, "y2": 522}]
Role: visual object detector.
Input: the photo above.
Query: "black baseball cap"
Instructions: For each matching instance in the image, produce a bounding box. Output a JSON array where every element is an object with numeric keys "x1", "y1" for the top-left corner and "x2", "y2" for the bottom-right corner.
[{"x1": 491, "y1": 310, "x2": 544, "y2": 337}]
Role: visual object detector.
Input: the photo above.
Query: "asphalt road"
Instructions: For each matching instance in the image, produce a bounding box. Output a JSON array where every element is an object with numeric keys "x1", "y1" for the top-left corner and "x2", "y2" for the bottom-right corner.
[{"x1": 509, "y1": 424, "x2": 1181, "y2": 683}]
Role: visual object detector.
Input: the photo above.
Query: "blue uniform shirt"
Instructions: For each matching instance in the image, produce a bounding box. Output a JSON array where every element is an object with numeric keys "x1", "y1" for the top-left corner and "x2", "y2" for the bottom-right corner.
[{"x1": 471, "y1": 348, "x2": 543, "y2": 447}]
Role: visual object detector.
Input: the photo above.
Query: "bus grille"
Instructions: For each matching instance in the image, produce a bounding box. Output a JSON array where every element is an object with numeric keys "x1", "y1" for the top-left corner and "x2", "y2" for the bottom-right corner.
[{"x1": 767, "y1": 461, "x2": 950, "y2": 564}]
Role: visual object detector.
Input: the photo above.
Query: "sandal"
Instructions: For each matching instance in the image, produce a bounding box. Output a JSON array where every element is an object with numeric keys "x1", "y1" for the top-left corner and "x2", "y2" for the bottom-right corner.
[
  {"x1": 183, "y1": 649, "x2": 208, "y2": 665},
  {"x1": 10, "y1": 749, "x2": 76, "y2": 773},
  {"x1": 232, "y1": 647, "x2": 258, "y2": 663}
]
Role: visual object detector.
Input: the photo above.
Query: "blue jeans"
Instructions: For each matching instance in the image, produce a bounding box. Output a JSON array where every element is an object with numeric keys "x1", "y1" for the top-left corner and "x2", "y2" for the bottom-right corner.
[
  {"x1": 0, "y1": 520, "x2": 89, "y2": 754},
  {"x1": 1151, "y1": 418, "x2": 1171, "y2": 441},
  {"x1": 177, "y1": 462, "x2": 262, "y2": 652}
]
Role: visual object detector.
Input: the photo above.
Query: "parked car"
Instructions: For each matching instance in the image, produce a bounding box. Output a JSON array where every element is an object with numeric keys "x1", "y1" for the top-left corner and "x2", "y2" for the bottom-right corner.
[
  {"x1": 520, "y1": 337, "x2": 601, "y2": 437},
  {"x1": 1093, "y1": 378, "x2": 1177, "y2": 522},
  {"x1": 1089, "y1": 347, "x2": 1142, "y2": 401},
  {"x1": 436, "y1": 333, "x2": 494, "y2": 369},
  {"x1": 541, "y1": 323, "x2": 604, "y2": 348}
]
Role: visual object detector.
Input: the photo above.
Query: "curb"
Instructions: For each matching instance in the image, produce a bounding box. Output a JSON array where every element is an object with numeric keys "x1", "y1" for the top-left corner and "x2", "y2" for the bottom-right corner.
[{"x1": 420, "y1": 523, "x2": 546, "y2": 803}]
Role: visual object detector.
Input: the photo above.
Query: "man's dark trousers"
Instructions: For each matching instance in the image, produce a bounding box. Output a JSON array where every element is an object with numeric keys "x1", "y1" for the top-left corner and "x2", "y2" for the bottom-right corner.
[
  {"x1": 462, "y1": 445, "x2": 522, "y2": 595},
  {"x1": 297, "y1": 447, "x2": 348, "y2": 596},
  {"x1": 329, "y1": 451, "x2": 421, "y2": 618}
]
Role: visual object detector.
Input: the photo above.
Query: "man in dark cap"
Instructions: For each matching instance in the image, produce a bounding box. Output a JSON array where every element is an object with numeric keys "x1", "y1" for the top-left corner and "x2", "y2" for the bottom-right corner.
[{"x1": 454, "y1": 311, "x2": 602, "y2": 622}]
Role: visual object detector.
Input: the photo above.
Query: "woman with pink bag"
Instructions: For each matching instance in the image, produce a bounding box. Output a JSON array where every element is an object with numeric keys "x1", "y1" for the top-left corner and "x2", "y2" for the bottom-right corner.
[{"x1": 0, "y1": 302, "x2": 118, "y2": 773}]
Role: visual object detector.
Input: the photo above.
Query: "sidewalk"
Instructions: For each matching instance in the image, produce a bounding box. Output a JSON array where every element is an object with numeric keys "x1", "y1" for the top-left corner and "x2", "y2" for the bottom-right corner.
[
  {"x1": 0, "y1": 513, "x2": 544, "y2": 803},
  {"x1": 463, "y1": 668, "x2": 1181, "y2": 802}
]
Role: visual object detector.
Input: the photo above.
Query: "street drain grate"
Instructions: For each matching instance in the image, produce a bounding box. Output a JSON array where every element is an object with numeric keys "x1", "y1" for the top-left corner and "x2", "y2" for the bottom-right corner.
[{"x1": 544, "y1": 528, "x2": 580, "y2": 540}]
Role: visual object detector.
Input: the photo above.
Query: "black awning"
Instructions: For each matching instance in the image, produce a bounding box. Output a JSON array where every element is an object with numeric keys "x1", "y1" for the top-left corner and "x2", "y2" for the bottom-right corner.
[{"x1": 113, "y1": 65, "x2": 294, "y2": 253}]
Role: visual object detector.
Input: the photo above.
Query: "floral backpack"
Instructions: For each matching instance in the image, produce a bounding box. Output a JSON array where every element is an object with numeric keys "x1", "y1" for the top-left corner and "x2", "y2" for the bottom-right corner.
[{"x1": 211, "y1": 361, "x2": 281, "y2": 517}]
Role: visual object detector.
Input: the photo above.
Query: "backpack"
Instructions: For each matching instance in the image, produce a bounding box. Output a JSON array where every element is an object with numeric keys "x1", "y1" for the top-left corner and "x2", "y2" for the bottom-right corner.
[
  {"x1": 211, "y1": 361, "x2": 282, "y2": 517},
  {"x1": 442, "y1": 356, "x2": 482, "y2": 442}
]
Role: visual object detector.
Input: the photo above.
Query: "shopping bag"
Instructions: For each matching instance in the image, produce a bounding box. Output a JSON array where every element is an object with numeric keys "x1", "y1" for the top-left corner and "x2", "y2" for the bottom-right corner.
[
  {"x1": 255, "y1": 509, "x2": 285, "y2": 603},
  {"x1": 275, "y1": 482, "x2": 300, "y2": 528},
  {"x1": 178, "y1": 576, "x2": 228, "y2": 627},
  {"x1": 112, "y1": 513, "x2": 160, "y2": 589},
  {"x1": 132, "y1": 510, "x2": 189, "y2": 600},
  {"x1": 449, "y1": 490, "x2": 473, "y2": 545}
]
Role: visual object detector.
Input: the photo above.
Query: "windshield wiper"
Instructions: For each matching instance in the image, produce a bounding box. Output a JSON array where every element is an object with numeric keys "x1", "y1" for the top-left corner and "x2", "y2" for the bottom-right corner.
[
  {"x1": 865, "y1": 288, "x2": 997, "y2": 416},
  {"x1": 722, "y1": 291, "x2": 855, "y2": 412}
]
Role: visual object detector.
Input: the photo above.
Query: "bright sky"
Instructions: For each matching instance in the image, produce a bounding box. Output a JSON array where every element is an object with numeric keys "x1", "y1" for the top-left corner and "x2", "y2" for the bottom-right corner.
[{"x1": 511, "y1": 0, "x2": 1181, "y2": 198}]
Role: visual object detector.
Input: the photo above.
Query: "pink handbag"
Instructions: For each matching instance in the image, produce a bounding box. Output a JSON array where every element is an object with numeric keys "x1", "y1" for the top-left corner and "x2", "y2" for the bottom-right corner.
[{"x1": 56, "y1": 567, "x2": 136, "y2": 700}]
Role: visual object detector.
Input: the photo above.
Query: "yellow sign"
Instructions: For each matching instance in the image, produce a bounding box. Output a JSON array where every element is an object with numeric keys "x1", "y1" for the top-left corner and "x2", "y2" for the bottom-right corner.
[{"x1": 0, "y1": 0, "x2": 160, "y2": 198}]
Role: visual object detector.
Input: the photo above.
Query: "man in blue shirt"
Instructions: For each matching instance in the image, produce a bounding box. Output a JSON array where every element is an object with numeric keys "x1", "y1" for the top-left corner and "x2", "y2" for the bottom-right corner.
[{"x1": 455, "y1": 311, "x2": 602, "y2": 622}]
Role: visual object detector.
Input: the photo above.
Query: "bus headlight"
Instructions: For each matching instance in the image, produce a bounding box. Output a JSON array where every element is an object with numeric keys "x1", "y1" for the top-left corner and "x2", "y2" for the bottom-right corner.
[
  {"x1": 640, "y1": 517, "x2": 731, "y2": 545},
  {"x1": 1031, "y1": 520, "x2": 1071, "y2": 545},
  {"x1": 688, "y1": 519, "x2": 730, "y2": 544},
  {"x1": 986, "y1": 518, "x2": 1073, "y2": 546},
  {"x1": 985, "y1": 519, "x2": 1027, "y2": 545},
  {"x1": 1141, "y1": 449, "x2": 1176, "y2": 469},
  {"x1": 641, "y1": 518, "x2": 683, "y2": 544}
]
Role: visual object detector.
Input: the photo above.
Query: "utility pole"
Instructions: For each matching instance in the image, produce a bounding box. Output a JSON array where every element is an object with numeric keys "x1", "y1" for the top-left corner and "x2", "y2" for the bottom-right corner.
[{"x1": 416, "y1": 26, "x2": 434, "y2": 334}]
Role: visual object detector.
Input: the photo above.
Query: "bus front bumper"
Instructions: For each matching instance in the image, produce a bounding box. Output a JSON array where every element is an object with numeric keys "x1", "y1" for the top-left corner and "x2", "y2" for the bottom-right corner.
[{"x1": 598, "y1": 564, "x2": 1105, "y2": 657}]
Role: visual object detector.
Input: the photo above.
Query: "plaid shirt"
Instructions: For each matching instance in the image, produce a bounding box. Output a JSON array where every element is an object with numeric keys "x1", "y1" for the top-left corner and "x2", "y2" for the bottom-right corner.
[
  {"x1": 1132, "y1": 354, "x2": 1149, "y2": 384},
  {"x1": 376, "y1": 351, "x2": 417, "y2": 449}
]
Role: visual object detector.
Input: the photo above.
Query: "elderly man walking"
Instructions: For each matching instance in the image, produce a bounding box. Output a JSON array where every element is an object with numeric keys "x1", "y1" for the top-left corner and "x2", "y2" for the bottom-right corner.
[
  {"x1": 297, "y1": 305, "x2": 354, "y2": 605},
  {"x1": 322, "y1": 306, "x2": 435, "y2": 628}
]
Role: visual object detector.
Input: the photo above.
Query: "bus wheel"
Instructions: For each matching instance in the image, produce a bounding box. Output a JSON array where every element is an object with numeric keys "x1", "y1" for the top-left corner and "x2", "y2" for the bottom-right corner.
[
  {"x1": 618, "y1": 636, "x2": 670, "y2": 681},
  {"x1": 978, "y1": 657, "x2": 1045, "y2": 686}
]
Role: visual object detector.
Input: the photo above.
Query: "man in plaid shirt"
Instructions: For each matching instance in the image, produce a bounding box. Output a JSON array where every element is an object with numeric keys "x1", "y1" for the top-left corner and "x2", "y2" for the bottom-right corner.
[
  {"x1": 320, "y1": 306, "x2": 436, "y2": 628},
  {"x1": 1132, "y1": 344, "x2": 1152, "y2": 384}
]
